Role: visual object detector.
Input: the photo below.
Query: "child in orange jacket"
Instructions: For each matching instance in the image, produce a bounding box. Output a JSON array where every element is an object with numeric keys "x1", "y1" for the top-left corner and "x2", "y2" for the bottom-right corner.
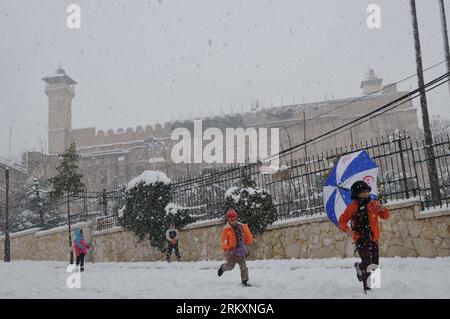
[
  {"x1": 339, "y1": 181, "x2": 390, "y2": 292},
  {"x1": 217, "y1": 208, "x2": 254, "y2": 287}
]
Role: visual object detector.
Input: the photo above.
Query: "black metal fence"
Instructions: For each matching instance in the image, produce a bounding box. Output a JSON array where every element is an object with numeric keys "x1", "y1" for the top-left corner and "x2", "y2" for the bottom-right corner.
[
  {"x1": 2, "y1": 132, "x2": 449, "y2": 233},
  {"x1": 414, "y1": 134, "x2": 450, "y2": 209},
  {"x1": 170, "y1": 132, "x2": 450, "y2": 221},
  {"x1": 2, "y1": 188, "x2": 125, "y2": 233}
]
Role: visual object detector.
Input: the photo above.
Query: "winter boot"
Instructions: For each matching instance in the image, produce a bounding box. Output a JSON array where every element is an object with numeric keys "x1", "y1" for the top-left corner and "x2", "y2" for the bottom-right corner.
[
  {"x1": 241, "y1": 280, "x2": 252, "y2": 287},
  {"x1": 354, "y1": 262, "x2": 363, "y2": 282},
  {"x1": 80, "y1": 266, "x2": 85, "y2": 272},
  {"x1": 177, "y1": 256, "x2": 181, "y2": 262},
  {"x1": 217, "y1": 265, "x2": 224, "y2": 277}
]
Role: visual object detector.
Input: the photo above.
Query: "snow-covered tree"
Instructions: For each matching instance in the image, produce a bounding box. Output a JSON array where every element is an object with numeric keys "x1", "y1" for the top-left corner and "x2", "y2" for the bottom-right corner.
[
  {"x1": 119, "y1": 171, "x2": 193, "y2": 251},
  {"x1": 10, "y1": 178, "x2": 59, "y2": 232},
  {"x1": 431, "y1": 115, "x2": 450, "y2": 137},
  {"x1": 223, "y1": 173, "x2": 277, "y2": 235},
  {"x1": 49, "y1": 142, "x2": 85, "y2": 200}
]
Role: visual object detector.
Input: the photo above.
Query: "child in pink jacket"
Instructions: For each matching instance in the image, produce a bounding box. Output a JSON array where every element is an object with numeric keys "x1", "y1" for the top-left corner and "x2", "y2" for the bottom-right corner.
[{"x1": 73, "y1": 228, "x2": 90, "y2": 272}]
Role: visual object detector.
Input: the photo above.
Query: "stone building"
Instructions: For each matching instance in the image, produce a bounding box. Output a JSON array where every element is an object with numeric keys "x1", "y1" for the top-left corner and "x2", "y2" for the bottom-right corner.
[
  {"x1": 0, "y1": 158, "x2": 30, "y2": 203},
  {"x1": 18, "y1": 67, "x2": 422, "y2": 190}
]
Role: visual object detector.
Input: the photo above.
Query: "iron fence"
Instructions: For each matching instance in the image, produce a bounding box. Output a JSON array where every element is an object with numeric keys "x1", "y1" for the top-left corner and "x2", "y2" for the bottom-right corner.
[{"x1": 1, "y1": 132, "x2": 449, "y2": 233}]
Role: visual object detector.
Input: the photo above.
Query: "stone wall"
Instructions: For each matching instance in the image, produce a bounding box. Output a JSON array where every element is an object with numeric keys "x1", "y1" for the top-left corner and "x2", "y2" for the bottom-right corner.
[
  {"x1": 0, "y1": 222, "x2": 91, "y2": 261},
  {"x1": 1, "y1": 200, "x2": 449, "y2": 262}
]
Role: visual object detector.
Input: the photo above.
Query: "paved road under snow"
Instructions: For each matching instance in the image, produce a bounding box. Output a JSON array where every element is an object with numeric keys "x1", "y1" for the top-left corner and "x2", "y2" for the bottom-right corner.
[{"x1": 0, "y1": 257, "x2": 449, "y2": 298}]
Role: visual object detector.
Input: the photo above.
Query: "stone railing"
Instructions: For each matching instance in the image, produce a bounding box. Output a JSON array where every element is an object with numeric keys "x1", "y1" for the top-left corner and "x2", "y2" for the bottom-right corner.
[{"x1": 1, "y1": 200, "x2": 449, "y2": 262}]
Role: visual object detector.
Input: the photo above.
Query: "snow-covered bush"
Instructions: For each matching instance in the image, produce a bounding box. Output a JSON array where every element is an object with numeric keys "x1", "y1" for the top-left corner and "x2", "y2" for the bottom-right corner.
[
  {"x1": 119, "y1": 171, "x2": 193, "y2": 251},
  {"x1": 223, "y1": 173, "x2": 277, "y2": 235}
]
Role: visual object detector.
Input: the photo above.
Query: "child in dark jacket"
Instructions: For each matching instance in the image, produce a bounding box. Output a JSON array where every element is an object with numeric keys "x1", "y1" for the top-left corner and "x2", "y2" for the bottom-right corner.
[
  {"x1": 339, "y1": 181, "x2": 390, "y2": 292},
  {"x1": 166, "y1": 223, "x2": 180, "y2": 262}
]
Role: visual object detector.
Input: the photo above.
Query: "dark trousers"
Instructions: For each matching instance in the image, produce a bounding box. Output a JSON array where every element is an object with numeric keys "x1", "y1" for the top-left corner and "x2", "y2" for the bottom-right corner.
[
  {"x1": 166, "y1": 241, "x2": 180, "y2": 259},
  {"x1": 76, "y1": 253, "x2": 85, "y2": 270},
  {"x1": 221, "y1": 255, "x2": 249, "y2": 282},
  {"x1": 356, "y1": 240, "x2": 379, "y2": 288}
]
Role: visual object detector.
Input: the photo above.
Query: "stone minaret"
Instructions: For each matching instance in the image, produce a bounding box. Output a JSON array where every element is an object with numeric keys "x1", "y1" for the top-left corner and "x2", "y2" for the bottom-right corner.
[
  {"x1": 360, "y1": 69, "x2": 383, "y2": 95},
  {"x1": 42, "y1": 67, "x2": 77, "y2": 154}
]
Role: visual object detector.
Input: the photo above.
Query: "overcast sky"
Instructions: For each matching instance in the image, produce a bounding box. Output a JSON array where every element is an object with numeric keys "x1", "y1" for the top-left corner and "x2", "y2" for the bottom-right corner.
[{"x1": 1, "y1": 0, "x2": 450, "y2": 160}]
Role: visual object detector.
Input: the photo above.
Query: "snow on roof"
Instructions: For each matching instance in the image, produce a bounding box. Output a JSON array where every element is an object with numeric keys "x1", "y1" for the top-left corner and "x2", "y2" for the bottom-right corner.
[
  {"x1": 0, "y1": 158, "x2": 28, "y2": 175},
  {"x1": 126, "y1": 170, "x2": 171, "y2": 191},
  {"x1": 80, "y1": 149, "x2": 129, "y2": 157}
]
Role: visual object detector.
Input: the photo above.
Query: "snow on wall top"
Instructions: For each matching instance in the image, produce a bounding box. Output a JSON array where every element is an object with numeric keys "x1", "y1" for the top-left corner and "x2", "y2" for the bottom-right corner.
[{"x1": 126, "y1": 170, "x2": 171, "y2": 191}]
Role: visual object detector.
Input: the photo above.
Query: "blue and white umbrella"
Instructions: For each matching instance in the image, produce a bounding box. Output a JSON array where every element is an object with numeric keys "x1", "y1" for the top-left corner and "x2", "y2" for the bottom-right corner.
[{"x1": 323, "y1": 150, "x2": 379, "y2": 226}]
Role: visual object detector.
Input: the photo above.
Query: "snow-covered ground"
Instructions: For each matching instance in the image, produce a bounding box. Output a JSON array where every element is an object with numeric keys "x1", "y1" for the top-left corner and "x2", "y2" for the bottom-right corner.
[{"x1": 1, "y1": 257, "x2": 449, "y2": 298}]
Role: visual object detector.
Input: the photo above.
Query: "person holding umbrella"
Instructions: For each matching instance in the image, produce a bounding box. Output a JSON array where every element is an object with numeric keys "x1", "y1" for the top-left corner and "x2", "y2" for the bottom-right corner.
[
  {"x1": 338, "y1": 180, "x2": 390, "y2": 292},
  {"x1": 323, "y1": 150, "x2": 390, "y2": 292}
]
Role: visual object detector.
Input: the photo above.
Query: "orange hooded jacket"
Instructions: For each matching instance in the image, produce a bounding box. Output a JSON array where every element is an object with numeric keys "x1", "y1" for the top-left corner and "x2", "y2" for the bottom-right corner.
[
  {"x1": 338, "y1": 200, "x2": 390, "y2": 241},
  {"x1": 220, "y1": 223, "x2": 253, "y2": 251}
]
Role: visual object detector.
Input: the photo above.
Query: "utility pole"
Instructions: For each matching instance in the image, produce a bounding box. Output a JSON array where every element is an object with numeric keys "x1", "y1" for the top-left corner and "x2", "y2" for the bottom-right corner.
[
  {"x1": 438, "y1": 0, "x2": 450, "y2": 97},
  {"x1": 410, "y1": 0, "x2": 441, "y2": 205},
  {"x1": 4, "y1": 167, "x2": 10, "y2": 262},
  {"x1": 8, "y1": 125, "x2": 12, "y2": 161}
]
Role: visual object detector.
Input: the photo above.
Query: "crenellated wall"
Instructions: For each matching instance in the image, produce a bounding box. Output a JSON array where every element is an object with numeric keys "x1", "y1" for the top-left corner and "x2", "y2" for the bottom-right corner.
[
  {"x1": 64, "y1": 90, "x2": 418, "y2": 154},
  {"x1": 68, "y1": 122, "x2": 174, "y2": 150},
  {"x1": 1, "y1": 200, "x2": 449, "y2": 262}
]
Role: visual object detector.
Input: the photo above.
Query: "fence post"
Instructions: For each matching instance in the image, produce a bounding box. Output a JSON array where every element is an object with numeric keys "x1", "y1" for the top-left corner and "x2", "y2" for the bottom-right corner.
[{"x1": 398, "y1": 135, "x2": 410, "y2": 198}]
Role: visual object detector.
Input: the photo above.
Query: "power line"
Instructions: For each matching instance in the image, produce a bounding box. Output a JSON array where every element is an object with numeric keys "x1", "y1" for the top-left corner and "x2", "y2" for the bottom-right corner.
[
  {"x1": 172, "y1": 71, "x2": 450, "y2": 187},
  {"x1": 295, "y1": 75, "x2": 450, "y2": 153},
  {"x1": 164, "y1": 59, "x2": 447, "y2": 175},
  {"x1": 275, "y1": 72, "x2": 450, "y2": 158}
]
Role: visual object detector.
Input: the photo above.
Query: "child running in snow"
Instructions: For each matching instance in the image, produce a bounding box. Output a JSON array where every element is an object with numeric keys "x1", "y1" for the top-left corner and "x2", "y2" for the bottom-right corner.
[
  {"x1": 217, "y1": 208, "x2": 254, "y2": 287},
  {"x1": 166, "y1": 223, "x2": 181, "y2": 262},
  {"x1": 73, "y1": 228, "x2": 90, "y2": 272},
  {"x1": 339, "y1": 180, "x2": 390, "y2": 292}
]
